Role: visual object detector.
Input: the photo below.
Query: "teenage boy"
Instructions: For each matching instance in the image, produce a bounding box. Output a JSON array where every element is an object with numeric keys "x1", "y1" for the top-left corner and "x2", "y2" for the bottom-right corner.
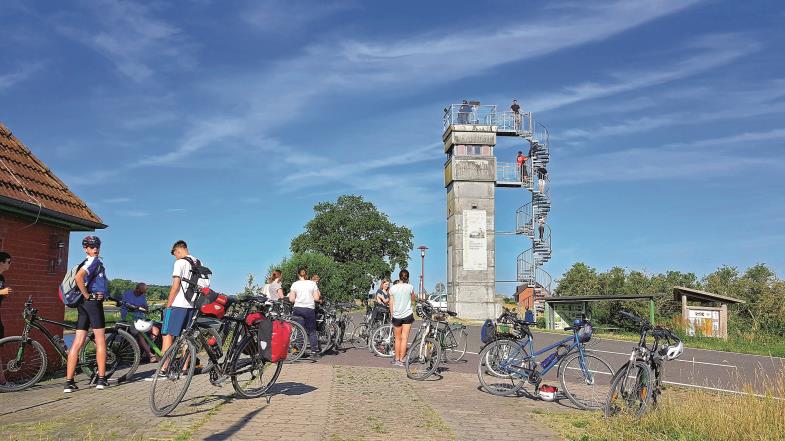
[
  {"x1": 65, "y1": 236, "x2": 108, "y2": 392},
  {"x1": 161, "y1": 240, "x2": 210, "y2": 357},
  {"x1": 0, "y1": 252, "x2": 11, "y2": 385}
]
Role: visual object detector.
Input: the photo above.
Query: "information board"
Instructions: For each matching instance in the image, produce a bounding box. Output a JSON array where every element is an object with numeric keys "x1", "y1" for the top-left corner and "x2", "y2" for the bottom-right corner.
[
  {"x1": 462, "y1": 209, "x2": 487, "y2": 271},
  {"x1": 686, "y1": 308, "x2": 720, "y2": 338}
]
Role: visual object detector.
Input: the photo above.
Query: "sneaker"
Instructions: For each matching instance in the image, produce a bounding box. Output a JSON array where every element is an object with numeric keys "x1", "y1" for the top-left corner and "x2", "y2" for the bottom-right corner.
[
  {"x1": 64, "y1": 379, "x2": 78, "y2": 393},
  {"x1": 310, "y1": 353, "x2": 322, "y2": 361},
  {"x1": 390, "y1": 359, "x2": 399, "y2": 365},
  {"x1": 95, "y1": 377, "x2": 108, "y2": 390},
  {"x1": 395, "y1": 360, "x2": 405, "y2": 367}
]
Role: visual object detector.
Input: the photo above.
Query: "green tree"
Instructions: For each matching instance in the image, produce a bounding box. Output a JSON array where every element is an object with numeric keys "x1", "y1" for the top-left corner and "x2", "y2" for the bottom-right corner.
[
  {"x1": 237, "y1": 274, "x2": 265, "y2": 300},
  {"x1": 290, "y1": 195, "x2": 413, "y2": 300},
  {"x1": 554, "y1": 263, "x2": 601, "y2": 297},
  {"x1": 272, "y1": 252, "x2": 344, "y2": 301}
]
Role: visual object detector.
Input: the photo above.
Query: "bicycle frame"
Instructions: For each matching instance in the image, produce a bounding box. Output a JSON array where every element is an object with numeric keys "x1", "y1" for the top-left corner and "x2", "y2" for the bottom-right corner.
[
  {"x1": 20, "y1": 310, "x2": 75, "y2": 360},
  {"x1": 499, "y1": 331, "x2": 586, "y2": 380}
]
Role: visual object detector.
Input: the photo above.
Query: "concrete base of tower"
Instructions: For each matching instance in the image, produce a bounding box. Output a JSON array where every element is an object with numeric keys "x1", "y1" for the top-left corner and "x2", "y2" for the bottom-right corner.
[{"x1": 453, "y1": 301, "x2": 502, "y2": 320}]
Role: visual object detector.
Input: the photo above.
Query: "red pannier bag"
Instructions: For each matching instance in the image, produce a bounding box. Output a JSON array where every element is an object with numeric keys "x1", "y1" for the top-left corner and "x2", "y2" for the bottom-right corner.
[
  {"x1": 197, "y1": 287, "x2": 228, "y2": 319},
  {"x1": 246, "y1": 313, "x2": 291, "y2": 362}
]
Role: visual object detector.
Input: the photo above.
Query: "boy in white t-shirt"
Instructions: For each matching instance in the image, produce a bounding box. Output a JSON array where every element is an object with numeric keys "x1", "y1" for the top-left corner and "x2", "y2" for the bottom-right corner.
[{"x1": 161, "y1": 240, "x2": 210, "y2": 357}]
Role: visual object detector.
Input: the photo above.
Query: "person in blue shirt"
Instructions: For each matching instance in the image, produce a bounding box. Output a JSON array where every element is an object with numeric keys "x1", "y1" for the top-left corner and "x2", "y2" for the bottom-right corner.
[
  {"x1": 122, "y1": 283, "x2": 160, "y2": 363},
  {"x1": 65, "y1": 236, "x2": 109, "y2": 393}
]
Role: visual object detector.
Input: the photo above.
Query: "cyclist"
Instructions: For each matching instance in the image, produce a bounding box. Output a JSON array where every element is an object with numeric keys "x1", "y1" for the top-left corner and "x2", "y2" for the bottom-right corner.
[
  {"x1": 389, "y1": 269, "x2": 416, "y2": 367},
  {"x1": 65, "y1": 236, "x2": 109, "y2": 392},
  {"x1": 266, "y1": 269, "x2": 284, "y2": 300},
  {"x1": 288, "y1": 267, "x2": 321, "y2": 360},
  {"x1": 161, "y1": 240, "x2": 210, "y2": 366},
  {"x1": 372, "y1": 279, "x2": 391, "y2": 326},
  {"x1": 121, "y1": 283, "x2": 160, "y2": 363}
]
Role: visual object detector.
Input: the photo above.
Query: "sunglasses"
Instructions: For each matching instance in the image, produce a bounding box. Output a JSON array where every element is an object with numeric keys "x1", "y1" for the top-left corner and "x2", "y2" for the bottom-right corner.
[{"x1": 86, "y1": 245, "x2": 100, "y2": 250}]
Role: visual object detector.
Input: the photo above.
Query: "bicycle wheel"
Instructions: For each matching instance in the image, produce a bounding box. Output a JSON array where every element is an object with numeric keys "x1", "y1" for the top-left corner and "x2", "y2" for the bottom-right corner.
[
  {"x1": 0, "y1": 336, "x2": 47, "y2": 392},
  {"x1": 349, "y1": 323, "x2": 370, "y2": 350},
  {"x1": 230, "y1": 335, "x2": 283, "y2": 399},
  {"x1": 405, "y1": 336, "x2": 441, "y2": 380},
  {"x1": 149, "y1": 337, "x2": 196, "y2": 417},
  {"x1": 81, "y1": 329, "x2": 141, "y2": 382},
  {"x1": 443, "y1": 324, "x2": 468, "y2": 362},
  {"x1": 604, "y1": 361, "x2": 652, "y2": 418},
  {"x1": 558, "y1": 351, "x2": 614, "y2": 410},
  {"x1": 318, "y1": 322, "x2": 339, "y2": 355},
  {"x1": 285, "y1": 319, "x2": 307, "y2": 363},
  {"x1": 476, "y1": 339, "x2": 527, "y2": 396},
  {"x1": 370, "y1": 324, "x2": 395, "y2": 358},
  {"x1": 341, "y1": 317, "x2": 356, "y2": 348}
]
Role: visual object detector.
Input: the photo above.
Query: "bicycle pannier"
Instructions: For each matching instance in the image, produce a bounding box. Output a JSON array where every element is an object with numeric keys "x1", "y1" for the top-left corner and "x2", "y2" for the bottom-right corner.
[
  {"x1": 270, "y1": 320, "x2": 291, "y2": 362},
  {"x1": 198, "y1": 288, "x2": 228, "y2": 319},
  {"x1": 480, "y1": 319, "x2": 496, "y2": 344}
]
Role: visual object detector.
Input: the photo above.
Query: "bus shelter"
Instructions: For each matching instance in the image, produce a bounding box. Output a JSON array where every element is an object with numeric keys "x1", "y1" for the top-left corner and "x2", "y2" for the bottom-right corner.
[
  {"x1": 542, "y1": 294, "x2": 661, "y2": 331},
  {"x1": 673, "y1": 286, "x2": 744, "y2": 339}
]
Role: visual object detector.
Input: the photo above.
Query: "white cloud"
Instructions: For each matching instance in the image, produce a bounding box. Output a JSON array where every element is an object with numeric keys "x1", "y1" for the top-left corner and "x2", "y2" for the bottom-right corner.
[
  {"x1": 102, "y1": 197, "x2": 132, "y2": 203},
  {"x1": 0, "y1": 63, "x2": 43, "y2": 91},
  {"x1": 52, "y1": 0, "x2": 192, "y2": 82},
  {"x1": 242, "y1": 0, "x2": 356, "y2": 31}
]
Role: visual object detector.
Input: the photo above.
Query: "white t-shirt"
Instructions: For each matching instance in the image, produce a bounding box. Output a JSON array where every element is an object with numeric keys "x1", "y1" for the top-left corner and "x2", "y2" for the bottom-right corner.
[
  {"x1": 390, "y1": 283, "x2": 414, "y2": 319},
  {"x1": 171, "y1": 255, "x2": 210, "y2": 308},
  {"x1": 290, "y1": 279, "x2": 319, "y2": 309}
]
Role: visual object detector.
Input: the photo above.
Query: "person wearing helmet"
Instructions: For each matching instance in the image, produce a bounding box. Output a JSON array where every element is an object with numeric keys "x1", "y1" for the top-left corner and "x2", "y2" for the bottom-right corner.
[
  {"x1": 121, "y1": 283, "x2": 160, "y2": 363},
  {"x1": 64, "y1": 236, "x2": 109, "y2": 392}
]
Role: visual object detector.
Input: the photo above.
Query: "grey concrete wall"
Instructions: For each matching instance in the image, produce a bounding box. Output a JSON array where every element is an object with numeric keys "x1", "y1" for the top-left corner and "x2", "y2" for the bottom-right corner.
[{"x1": 444, "y1": 126, "x2": 501, "y2": 320}]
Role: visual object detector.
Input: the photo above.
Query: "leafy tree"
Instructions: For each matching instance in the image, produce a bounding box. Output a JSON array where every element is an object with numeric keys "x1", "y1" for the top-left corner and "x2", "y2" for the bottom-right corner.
[
  {"x1": 554, "y1": 263, "x2": 601, "y2": 297},
  {"x1": 272, "y1": 252, "x2": 344, "y2": 301},
  {"x1": 108, "y1": 279, "x2": 171, "y2": 302},
  {"x1": 237, "y1": 274, "x2": 265, "y2": 300},
  {"x1": 290, "y1": 195, "x2": 413, "y2": 300}
]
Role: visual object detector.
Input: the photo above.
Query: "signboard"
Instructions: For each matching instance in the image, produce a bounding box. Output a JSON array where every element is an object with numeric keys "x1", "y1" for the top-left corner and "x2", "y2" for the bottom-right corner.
[
  {"x1": 462, "y1": 210, "x2": 487, "y2": 271},
  {"x1": 686, "y1": 308, "x2": 720, "y2": 337},
  {"x1": 552, "y1": 303, "x2": 585, "y2": 330}
]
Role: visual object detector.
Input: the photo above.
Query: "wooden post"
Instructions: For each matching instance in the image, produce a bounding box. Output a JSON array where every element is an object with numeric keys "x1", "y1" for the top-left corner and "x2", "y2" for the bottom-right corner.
[
  {"x1": 720, "y1": 303, "x2": 728, "y2": 340},
  {"x1": 649, "y1": 298, "x2": 655, "y2": 324}
]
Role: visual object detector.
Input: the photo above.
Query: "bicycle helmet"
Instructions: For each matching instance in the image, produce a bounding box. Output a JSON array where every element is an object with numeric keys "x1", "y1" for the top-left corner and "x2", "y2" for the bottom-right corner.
[
  {"x1": 134, "y1": 319, "x2": 153, "y2": 333},
  {"x1": 662, "y1": 340, "x2": 684, "y2": 360},
  {"x1": 82, "y1": 236, "x2": 101, "y2": 248},
  {"x1": 575, "y1": 319, "x2": 593, "y2": 343}
]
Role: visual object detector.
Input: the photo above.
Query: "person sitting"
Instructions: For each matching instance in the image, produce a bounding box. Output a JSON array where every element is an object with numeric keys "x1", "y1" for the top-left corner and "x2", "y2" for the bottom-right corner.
[
  {"x1": 372, "y1": 279, "x2": 391, "y2": 326},
  {"x1": 121, "y1": 283, "x2": 160, "y2": 363}
]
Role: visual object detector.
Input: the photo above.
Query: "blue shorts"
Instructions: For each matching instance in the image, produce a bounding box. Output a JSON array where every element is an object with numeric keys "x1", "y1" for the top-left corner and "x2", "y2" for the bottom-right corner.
[{"x1": 162, "y1": 307, "x2": 196, "y2": 336}]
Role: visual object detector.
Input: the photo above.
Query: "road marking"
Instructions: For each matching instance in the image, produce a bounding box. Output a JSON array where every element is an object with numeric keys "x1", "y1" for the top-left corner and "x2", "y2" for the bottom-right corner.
[
  {"x1": 588, "y1": 349, "x2": 738, "y2": 368},
  {"x1": 661, "y1": 380, "x2": 784, "y2": 400}
]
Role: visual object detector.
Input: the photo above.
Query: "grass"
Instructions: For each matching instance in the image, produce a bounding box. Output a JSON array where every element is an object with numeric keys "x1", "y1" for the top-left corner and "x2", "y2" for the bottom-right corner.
[
  {"x1": 63, "y1": 308, "x2": 121, "y2": 328},
  {"x1": 539, "y1": 379, "x2": 785, "y2": 441}
]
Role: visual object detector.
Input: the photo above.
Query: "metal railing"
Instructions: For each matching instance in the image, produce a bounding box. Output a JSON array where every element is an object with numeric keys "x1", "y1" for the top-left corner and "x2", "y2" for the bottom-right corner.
[
  {"x1": 515, "y1": 203, "x2": 533, "y2": 236},
  {"x1": 496, "y1": 161, "x2": 523, "y2": 183},
  {"x1": 496, "y1": 111, "x2": 534, "y2": 135},
  {"x1": 443, "y1": 104, "x2": 497, "y2": 131}
]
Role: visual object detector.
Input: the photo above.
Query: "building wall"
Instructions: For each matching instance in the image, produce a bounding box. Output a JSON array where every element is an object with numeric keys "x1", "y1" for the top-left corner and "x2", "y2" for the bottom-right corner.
[{"x1": 0, "y1": 212, "x2": 69, "y2": 362}]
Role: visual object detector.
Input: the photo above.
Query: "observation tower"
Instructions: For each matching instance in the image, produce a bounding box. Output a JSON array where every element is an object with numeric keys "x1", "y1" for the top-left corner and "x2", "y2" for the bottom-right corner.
[{"x1": 442, "y1": 102, "x2": 551, "y2": 319}]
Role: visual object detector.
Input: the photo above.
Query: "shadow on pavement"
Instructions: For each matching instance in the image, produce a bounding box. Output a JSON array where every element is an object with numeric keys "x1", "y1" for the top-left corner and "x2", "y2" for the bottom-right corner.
[
  {"x1": 202, "y1": 407, "x2": 266, "y2": 441},
  {"x1": 268, "y1": 382, "x2": 318, "y2": 396}
]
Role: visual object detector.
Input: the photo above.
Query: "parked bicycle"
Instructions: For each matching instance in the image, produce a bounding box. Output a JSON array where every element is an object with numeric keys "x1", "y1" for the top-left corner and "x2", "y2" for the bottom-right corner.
[
  {"x1": 314, "y1": 301, "x2": 340, "y2": 355},
  {"x1": 480, "y1": 307, "x2": 529, "y2": 350},
  {"x1": 477, "y1": 317, "x2": 614, "y2": 409},
  {"x1": 0, "y1": 296, "x2": 139, "y2": 392},
  {"x1": 404, "y1": 300, "x2": 468, "y2": 380},
  {"x1": 149, "y1": 294, "x2": 283, "y2": 416},
  {"x1": 604, "y1": 310, "x2": 683, "y2": 418},
  {"x1": 331, "y1": 302, "x2": 358, "y2": 350},
  {"x1": 349, "y1": 303, "x2": 390, "y2": 352}
]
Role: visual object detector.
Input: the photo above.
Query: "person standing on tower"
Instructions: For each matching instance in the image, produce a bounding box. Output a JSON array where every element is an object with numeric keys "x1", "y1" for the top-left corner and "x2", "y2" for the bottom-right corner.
[
  {"x1": 537, "y1": 166, "x2": 548, "y2": 193},
  {"x1": 516, "y1": 151, "x2": 528, "y2": 182},
  {"x1": 511, "y1": 99, "x2": 522, "y2": 130}
]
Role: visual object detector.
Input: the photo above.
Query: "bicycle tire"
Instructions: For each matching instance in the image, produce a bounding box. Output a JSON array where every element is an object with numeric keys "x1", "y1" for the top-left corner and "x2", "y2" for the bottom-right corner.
[
  {"x1": 149, "y1": 337, "x2": 196, "y2": 417},
  {"x1": 196, "y1": 326, "x2": 222, "y2": 372},
  {"x1": 79, "y1": 328, "x2": 141, "y2": 382},
  {"x1": 558, "y1": 351, "x2": 614, "y2": 410},
  {"x1": 349, "y1": 323, "x2": 370, "y2": 350},
  {"x1": 443, "y1": 325, "x2": 468, "y2": 362},
  {"x1": 405, "y1": 336, "x2": 441, "y2": 380},
  {"x1": 476, "y1": 339, "x2": 526, "y2": 396},
  {"x1": 285, "y1": 319, "x2": 307, "y2": 363},
  {"x1": 318, "y1": 322, "x2": 339, "y2": 355},
  {"x1": 604, "y1": 360, "x2": 652, "y2": 418},
  {"x1": 230, "y1": 335, "x2": 283, "y2": 399},
  {"x1": 0, "y1": 336, "x2": 47, "y2": 392},
  {"x1": 370, "y1": 324, "x2": 395, "y2": 358}
]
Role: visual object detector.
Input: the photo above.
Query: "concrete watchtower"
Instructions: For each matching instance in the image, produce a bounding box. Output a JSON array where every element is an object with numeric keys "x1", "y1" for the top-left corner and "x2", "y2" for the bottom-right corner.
[
  {"x1": 443, "y1": 106, "x2": 499, "y2": 319},
  {"x1": 443, "y1": 102, "x2": 552, "y2": 320}
]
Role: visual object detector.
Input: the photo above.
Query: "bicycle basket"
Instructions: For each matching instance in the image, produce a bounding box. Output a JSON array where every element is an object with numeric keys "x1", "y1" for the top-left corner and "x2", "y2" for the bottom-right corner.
[
  {"x1": 577, "y1": 321, "x2": 593, "y2": 343},
  {"x1": 480, "y1": 319, "x2": 496, "y2": 344}
]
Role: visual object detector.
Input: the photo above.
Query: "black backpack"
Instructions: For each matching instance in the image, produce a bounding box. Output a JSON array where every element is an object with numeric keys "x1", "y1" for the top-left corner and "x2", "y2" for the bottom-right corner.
[{"x1": 180, "y1": 257, "x2": 212, "y2": 303}]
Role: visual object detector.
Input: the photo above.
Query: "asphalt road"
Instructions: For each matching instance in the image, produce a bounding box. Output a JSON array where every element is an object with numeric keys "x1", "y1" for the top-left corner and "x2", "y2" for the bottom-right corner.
[{"x1": 320, "y1": 319, "x2": 785, "y2": 396}]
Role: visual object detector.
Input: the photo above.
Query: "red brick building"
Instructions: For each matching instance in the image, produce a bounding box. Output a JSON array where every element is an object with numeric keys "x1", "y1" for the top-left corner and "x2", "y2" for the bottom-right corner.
[{"x1": 0, "y1": 122, "x2": 106, "y2": 343}]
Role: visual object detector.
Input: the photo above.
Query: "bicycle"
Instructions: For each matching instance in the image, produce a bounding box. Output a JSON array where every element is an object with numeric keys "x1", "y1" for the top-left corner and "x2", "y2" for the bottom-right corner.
[
  {"x1": 479, "y1": 307, "x2": 529, "y2": 350},
  {"x1": 0, "y1": 296, "x2": 140, "y2": 392},
  {"x1": 149, "y1": 294, "x2": 283, "y2": 416},
  {"x1": 349, "y1": 303, "x2": 390, "y2": 352},
  {"x1": 314, "y1": 301, "x2": 339, "y2": 355},
  {"x1": 477, "y1": 317, "x2": 614, "y2": 410},
  {"x1": 405, "y1": 300, "x2": 468, "y2": 380},
  {"x1": 604, "y1": 310, "x2": 683, "y2": 418}
]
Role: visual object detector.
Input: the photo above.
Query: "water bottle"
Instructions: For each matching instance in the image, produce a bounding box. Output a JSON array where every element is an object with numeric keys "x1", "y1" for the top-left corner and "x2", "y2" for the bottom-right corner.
[
  {"x1": 541, "y1": 352, "x2": 558, "y2": 370},
  {"x1": 207, "y1": 336, "x2": 223, "y2": 360}
]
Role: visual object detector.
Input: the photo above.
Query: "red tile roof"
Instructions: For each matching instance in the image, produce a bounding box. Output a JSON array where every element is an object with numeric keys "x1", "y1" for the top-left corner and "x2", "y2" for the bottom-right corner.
[{"x1": 0, "y1": 122, "x2": 105, "y2": 228}]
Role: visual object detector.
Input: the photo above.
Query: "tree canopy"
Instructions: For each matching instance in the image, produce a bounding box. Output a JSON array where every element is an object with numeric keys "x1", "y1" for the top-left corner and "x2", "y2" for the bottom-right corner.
[
  {"x1": 108, "y1": 279, "x2": 171, "y2": 302},
  {"x1": 288, "y1": 195, "x2": 413, "y2": 300}
]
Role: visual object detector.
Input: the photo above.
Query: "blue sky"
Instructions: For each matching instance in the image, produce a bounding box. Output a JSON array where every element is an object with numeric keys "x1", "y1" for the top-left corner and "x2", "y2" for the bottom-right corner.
[{"x1": 2, "y1": 0, "x2": 784, "y2": 295}]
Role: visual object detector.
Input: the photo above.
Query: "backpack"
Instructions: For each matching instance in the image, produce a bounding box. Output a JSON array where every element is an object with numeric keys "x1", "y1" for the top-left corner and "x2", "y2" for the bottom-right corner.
[
  {"x1": 180, "y1": 257, "x2": 212, "y2": 303},
  {"x1": 58, "y1": 259, "x2": 102, "y2": 307}
]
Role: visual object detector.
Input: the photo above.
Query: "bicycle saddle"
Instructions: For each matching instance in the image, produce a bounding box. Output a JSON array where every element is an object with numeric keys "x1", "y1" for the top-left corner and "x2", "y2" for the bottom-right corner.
[{"x1": 446, "y1": 311, "x2": 458, "y2": 317}]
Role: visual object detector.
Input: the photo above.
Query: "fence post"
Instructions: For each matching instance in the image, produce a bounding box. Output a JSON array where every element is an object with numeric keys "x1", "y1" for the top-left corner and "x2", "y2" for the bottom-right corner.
[{"x1": 649, "y1": 298, "x2": 656, "y2": 324}]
